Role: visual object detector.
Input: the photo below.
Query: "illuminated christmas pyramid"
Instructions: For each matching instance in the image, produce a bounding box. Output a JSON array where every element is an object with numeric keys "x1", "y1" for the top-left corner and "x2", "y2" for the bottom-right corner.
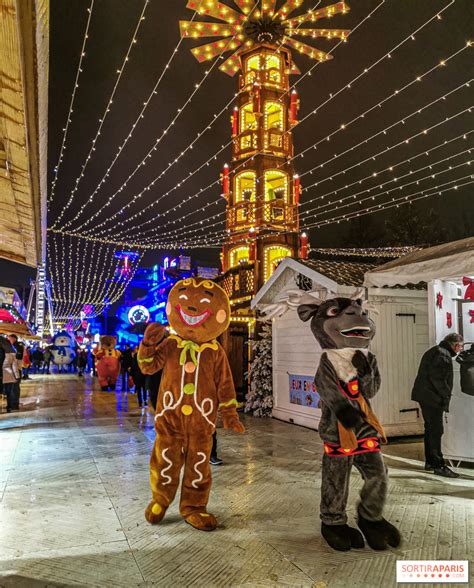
[{"x1": 180, "y1": 0, "x2": 350, "y2": 295}]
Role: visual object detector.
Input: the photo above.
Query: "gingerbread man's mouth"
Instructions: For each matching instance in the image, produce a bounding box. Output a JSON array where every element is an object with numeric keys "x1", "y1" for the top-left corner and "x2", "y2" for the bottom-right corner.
[{"x1": 176, "y1": 305, "x2": 211, "y2": 327}]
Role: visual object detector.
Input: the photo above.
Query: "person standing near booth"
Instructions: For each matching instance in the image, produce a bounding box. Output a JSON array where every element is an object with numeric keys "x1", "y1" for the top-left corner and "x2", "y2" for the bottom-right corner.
[{"x1": 412, "y1": 332, "x2": 464, "y2": 478}]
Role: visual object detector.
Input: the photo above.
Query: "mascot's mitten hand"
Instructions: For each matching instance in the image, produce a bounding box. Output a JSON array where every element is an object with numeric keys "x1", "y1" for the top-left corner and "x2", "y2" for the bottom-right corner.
[
  {"x1": 143, "y1": 322, "x2": 166, "y2": 346},
  {"x1": 221, "y1": 407, "x2": 245, "y2": 433},
  {"x1": 352, "y1": 350, "x2": 371, "y2": 377}
]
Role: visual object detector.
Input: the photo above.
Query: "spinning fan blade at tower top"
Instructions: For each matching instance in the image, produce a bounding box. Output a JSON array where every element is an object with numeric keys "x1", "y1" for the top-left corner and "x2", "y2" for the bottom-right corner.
[{"x1": 180, "y1": 0, "x2": 351, "y2": 76}]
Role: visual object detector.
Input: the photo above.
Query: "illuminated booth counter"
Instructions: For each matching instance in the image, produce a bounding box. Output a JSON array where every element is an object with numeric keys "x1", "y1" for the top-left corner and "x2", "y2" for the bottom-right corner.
[
  {"x1": 365, "y1": 236, "x2": 474, "y2": 464},
  {"x1": 252, "y1": 254, "x2": 428, "y2": 437}
]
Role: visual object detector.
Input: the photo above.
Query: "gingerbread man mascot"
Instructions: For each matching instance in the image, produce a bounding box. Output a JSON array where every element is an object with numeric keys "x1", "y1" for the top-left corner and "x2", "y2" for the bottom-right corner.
[{"x1": 138, "y1": 277, "x2": 245, "y2": 531}]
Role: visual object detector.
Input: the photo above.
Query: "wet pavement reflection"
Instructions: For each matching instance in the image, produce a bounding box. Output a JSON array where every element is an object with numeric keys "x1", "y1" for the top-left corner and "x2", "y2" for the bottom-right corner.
[{"x1": 0, "y1": 373, "x2": 473, "y2": 587}]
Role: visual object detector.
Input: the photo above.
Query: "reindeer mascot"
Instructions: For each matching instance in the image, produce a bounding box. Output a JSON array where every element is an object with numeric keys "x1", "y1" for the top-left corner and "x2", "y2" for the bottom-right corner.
[{"x1": 264, "y1": 289, "x2": 401, "y2": 552}]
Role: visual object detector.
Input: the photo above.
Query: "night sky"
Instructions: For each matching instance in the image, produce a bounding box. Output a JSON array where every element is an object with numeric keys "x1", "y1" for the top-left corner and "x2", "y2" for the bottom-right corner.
[{"x1": 5, "y1": 0, "x2": 474, "y2": 292}]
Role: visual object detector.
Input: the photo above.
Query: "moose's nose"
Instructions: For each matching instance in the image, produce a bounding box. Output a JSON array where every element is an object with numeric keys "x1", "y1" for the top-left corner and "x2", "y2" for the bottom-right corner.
[{"x1": 188, "y1": 306, "x2": 197, "y2": 312}]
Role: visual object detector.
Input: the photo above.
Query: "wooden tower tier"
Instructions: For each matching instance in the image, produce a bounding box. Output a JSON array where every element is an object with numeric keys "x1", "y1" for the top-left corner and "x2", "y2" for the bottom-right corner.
[{"x1": 221, "y1": 43, "x2": 303, "y2": 294}]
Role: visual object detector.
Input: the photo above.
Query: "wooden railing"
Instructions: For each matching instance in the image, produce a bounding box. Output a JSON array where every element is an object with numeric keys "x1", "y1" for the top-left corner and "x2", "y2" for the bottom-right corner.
[{"x1": 217, "y1": 262, "x2": 255, "y2": 302}]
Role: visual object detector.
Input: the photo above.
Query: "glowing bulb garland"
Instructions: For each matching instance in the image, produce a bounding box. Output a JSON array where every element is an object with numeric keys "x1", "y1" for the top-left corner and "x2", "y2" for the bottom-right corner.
[
  {"x1": 48, "y1": 0, "x2": 95, "y2": 208},
  {"x1": 55, "y1": 9, "x2": 201, "y2": 231},
  {"x1": 51, "y1": 0, "x2": 150, "y2": 229},
  {"x1": 82, "y1": 0, "x2": 325, "y2": 237},
  {"x1": 106, "y1": 8, "x2": 464, "y2": 241},
  {"x1": 68, "y1": 2, "x2": 262, "y2": 234},
  {"x1": 126, "y1": 56, "x2": 472, "y2": 242}
]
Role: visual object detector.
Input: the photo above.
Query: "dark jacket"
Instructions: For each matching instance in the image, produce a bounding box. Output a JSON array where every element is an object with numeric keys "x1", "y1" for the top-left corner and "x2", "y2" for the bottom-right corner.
[
  {"x1": 411, "y1": 340, "x2": 456, "y2": 411},
  {"x1": 456, "y1": 346, "x2": 474, "y2": 397}
]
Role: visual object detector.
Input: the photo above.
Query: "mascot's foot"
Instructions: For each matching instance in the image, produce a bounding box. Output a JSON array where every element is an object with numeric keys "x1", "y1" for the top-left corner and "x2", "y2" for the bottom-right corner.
[
  {"x1": 357, "y1": 514, "x2": 401, "y2": 550},
  {"x1": 185, "y1": 511, "x2": 217, "y2": 532},
  {"x1": 321, "y1": 523, "x2": 364, "y2": 551},
  {"x1": 145, "y1": 501, "x2": 167, "y2": 525}
]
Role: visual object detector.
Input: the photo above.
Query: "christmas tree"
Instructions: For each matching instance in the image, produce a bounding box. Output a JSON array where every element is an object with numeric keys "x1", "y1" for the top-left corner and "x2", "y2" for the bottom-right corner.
[{"x1": 245, "y1": 322, "x2": 273, "y2": 417}]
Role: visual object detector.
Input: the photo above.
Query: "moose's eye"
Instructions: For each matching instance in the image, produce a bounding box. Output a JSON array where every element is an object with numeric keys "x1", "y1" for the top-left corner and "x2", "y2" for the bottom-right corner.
[
  {"x1": 179, "y1": 294, "x2": 188, "y2": 300},
  {"x1": 200, "y1": 297, "x2": 211, "y2": 304},
  {"x1": 327, "y1": 306, "x2": 339, "y2": 317}
]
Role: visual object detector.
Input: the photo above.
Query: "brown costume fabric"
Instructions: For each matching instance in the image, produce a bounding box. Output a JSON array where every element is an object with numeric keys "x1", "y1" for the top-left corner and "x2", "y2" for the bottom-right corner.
[
  {"x1": 138, "y1": 278, "x2": 244, "y2": 531},
  {"x1": 338, "y1": 397, "x2": 387, "y2": 451},
  {"x1": 139, "y1": 337, "x2": 238, "y2": 518}
]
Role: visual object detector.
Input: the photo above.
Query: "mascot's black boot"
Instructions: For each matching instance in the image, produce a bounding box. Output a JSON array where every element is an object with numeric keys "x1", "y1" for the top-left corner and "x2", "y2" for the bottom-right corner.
[
  {"x1": 321, "y1": 523, "x2": 365, "y2": 551},
  {"x1": 357, "y1": 514, "x2": 401, "y2": 550}
]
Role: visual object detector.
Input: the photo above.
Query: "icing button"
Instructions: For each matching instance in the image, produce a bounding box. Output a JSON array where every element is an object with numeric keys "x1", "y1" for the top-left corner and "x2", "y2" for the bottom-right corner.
[
  {"x1": 183, "y1": 383, "x2": 195, "y2": 395},
  {"x1": 181, "y1": 405, "x2": 193, "y2": 416},
  {"x1": 184, "y1": 362, "x2": 196, "y2": 374}
]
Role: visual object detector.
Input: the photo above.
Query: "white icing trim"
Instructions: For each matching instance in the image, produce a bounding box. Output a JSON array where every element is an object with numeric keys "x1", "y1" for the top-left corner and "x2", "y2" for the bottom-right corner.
[
  {"x1": 155, "y1": 364, "x2": 186, "y2": 420},
  {"x1": 193, "y1": 352, "x2": 215, "y2": 429},
  {"x1": 191, "y1": 451, "x2": 207, "y2": 488},
  {"x1": 160, "y1": 448, "x2": 173, "y2": 486}
]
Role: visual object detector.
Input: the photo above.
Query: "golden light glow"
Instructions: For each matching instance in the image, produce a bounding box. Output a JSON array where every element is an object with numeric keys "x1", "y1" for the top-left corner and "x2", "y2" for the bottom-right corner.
[
  {"x1": 180, "y1": 0, "x2": 350, "y2": 76},
  {"x1": 229, "y1": 245, "x2": 250, "y2": 266},
  {"x1": 263, "y1": 245, "x2": 292, "y2": 281},
  {"x1": 264, "y1": 170, "x2": 289, "y2": 202}
]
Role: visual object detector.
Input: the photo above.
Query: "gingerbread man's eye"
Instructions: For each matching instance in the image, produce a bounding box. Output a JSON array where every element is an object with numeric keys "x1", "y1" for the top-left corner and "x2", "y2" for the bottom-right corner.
[
  {"x1": 200, "y1": 297, "x2": 211, "y2": 304},
  {"x1": 327, "y1": 306, "x2": 339, "y2": 317},
  {"x1": 179, "y1": 294, "x2": 188, "y2": 300}
]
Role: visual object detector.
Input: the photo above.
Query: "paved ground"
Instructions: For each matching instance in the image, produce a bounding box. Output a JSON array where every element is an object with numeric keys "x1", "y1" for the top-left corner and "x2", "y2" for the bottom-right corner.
[{"x1": 0, "y1": 374, "x2": 473, "y2": 588}]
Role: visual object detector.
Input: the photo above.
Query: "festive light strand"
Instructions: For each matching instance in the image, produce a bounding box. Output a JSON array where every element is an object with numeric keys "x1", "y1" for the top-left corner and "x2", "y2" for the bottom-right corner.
[
  {"x1": 135, "y1": 120, "x2": 473, "y2": 246},
  {"x1": 68, "y1": 3, "x2": 262, "y2": 234},
  {"x1": 87, "y1": 1, "x2": 326, "y2": 236},
  {"x1": 133, "y1": 67, "x2": 472, "y2": 241},
  {"x1": 137, "y1": 131, "x2": 473, "y2": 243},
  {"x1": 51, "y1": 0, "x2": 150, "y2": 228},
  {"x1": 56, "y1": 8, "x2": 201, "y2": 230},
  {"x1": 113, "y1": 6, "x2": 464, "y2": 240},
  {"x1": 48, "y1": 0, "x2": 95, "y2": 207}
]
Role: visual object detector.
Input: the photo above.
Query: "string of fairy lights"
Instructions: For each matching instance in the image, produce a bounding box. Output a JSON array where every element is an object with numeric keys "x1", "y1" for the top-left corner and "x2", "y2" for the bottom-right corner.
[
  {"x1": 121, "y1": 48, "x2": 473, "y2": 242},
  {"x1": 131, "y1": 130, "x2": 473, "y2": 243},
  {"x1": 48, "y1": 0, "x2": 95, "y2": 209},
  {"x1": 47, "y1": 233, "x2": 143, "y2": 324},
  {"x1": 80, "y1": 0, "x2": 383, "y2": 238},
  {"x1": 46, "y1": 0, "x2": 472, "y2": 323},
  {"x1": 129, "y1": 139, "x2": 474, "y2": 246},
  {"x1": 95, "y1": 3, "x2": 462, "y2": 241},
  {"x1": 65, "y1": 2, "x2": 262, "y2": 234},
  {"x1": 51, "y1": 0, "x2": 150, "y2": 229},
  {"x1": 74, "y1": 0, "x2": 331, "y2": 237},
  {"x1": 131, "y1": 155, "x2": 473, "y2": 249}
]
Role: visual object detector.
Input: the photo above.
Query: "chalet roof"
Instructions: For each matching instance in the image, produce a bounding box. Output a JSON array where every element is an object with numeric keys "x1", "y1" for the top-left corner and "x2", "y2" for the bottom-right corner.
[
  {"x1": 301, "y1": 258, "x2": 379, "y2": 287},
  {"x1": 365, "y1": 237, "x2": 474, "y2": 287}
]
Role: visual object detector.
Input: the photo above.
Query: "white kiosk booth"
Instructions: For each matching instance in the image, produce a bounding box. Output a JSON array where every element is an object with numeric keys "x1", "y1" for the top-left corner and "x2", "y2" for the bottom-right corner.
[
  {"x1": 252, "y1": 256, "x2": 428, "y2": 437},
  {"x1": 365, "y1": 237, "x2": 474, "y2": 464}
]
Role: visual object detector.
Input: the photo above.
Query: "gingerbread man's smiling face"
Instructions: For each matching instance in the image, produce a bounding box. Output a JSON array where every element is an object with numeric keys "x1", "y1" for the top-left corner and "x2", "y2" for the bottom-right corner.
[{"x1": 166, "y1": 278, "x2": 230, "y2": 344}]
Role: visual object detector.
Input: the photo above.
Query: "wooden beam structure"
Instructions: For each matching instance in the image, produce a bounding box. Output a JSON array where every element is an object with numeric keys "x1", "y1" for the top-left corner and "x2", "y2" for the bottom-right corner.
[{"x1": 0, "y1": 0, "x2": 48, "y2": 267}]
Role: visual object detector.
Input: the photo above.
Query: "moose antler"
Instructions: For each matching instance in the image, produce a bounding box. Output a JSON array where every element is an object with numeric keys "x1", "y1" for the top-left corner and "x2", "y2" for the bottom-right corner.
[{"x1": 258, "y1": 288, "x2": 334, "y2": 321}]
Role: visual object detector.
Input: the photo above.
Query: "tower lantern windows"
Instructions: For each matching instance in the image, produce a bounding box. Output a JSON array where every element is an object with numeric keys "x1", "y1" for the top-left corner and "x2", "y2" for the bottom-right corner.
[
  {"x1": 245, "y1": 55, "x2": 260, "y2": 85},
  {"x1": 229, "y1": 246, "x2": 250, "y2": 268},
  {"x1": 264, "y1": 54, "x2": 282, "y2": 84},
  {"x1": 264, "y1": 170, "x2": 288, "y2": 202}
]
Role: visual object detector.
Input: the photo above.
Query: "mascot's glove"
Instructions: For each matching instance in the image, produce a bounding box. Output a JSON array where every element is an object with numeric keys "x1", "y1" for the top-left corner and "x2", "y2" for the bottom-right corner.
[
  {"x1": 221, "y1": 406, "x2": 245, "y2": 433},
  {"x1": 143, "y1": 322, "x2": 166, "y2": 346},
  {"x1": 352, "y1": 350, "x2": 372, "y2": 378}
]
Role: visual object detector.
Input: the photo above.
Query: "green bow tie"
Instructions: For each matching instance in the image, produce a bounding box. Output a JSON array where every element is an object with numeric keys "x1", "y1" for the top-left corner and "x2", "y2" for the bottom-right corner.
[{"x1": 179, "y1": 340, "x2": 200, "y2": 366}]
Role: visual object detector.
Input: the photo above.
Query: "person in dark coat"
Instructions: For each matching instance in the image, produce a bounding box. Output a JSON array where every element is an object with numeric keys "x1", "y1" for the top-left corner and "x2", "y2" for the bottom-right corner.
[
  {"x1": 130, "y1": 347, "x2": 147, "y2": 407},
  {"x1": 412, "y1": 333, "x2": 464, "y2": 478},
  {"x1": 121, "y1": 344, "x2": 133, "y2": 390}
]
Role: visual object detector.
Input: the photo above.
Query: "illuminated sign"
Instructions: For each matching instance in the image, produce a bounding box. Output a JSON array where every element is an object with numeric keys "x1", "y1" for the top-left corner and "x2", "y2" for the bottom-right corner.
[{"x1": 127, "y1": 305, "x2": 150, "y2": 325}]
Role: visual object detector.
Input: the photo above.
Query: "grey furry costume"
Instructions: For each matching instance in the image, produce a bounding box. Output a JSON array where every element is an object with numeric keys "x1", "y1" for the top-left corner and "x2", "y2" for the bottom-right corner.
[{"x1": 298, "y1": 296, "x2": 400, "y2": 551}]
